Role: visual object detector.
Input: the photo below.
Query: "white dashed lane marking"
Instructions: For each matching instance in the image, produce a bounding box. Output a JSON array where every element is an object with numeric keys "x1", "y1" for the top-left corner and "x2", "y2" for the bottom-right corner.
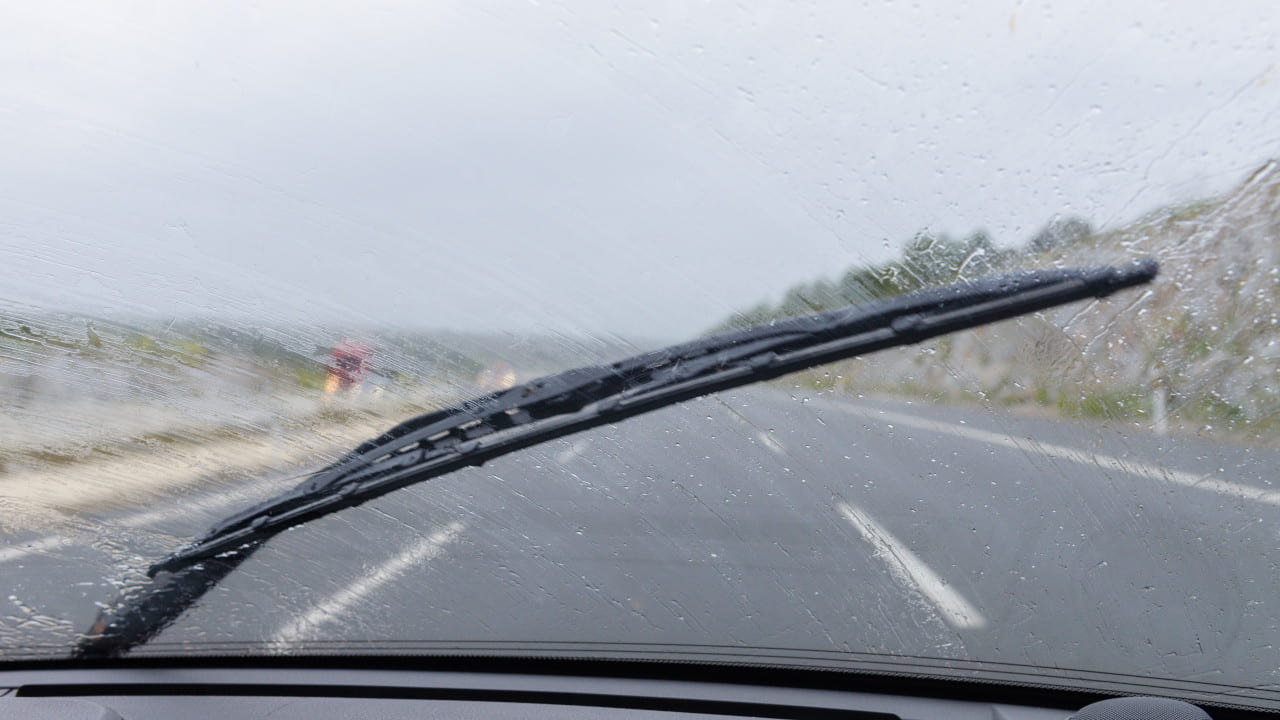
[
  {"x1": 755, "y1": 431, "x2": 785, "y2": 455},
  {"x1": 555, "y1": 439, "x2": 591, "y2": 465},
  {"x1": 837, "y1": 501, "x2": 987, "y2": 630},
  {"x1": 271, "y1": 521, "x2": 465, "y2": 647}
]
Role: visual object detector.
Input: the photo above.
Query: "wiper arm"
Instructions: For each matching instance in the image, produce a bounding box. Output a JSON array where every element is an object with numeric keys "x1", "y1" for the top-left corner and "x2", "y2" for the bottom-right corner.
[{"x1": 74, "y1": 259, "x2": 1156, "y2": 658}]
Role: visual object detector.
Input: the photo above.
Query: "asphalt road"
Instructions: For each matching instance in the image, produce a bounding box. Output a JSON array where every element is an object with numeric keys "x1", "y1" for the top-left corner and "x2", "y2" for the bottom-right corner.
[{"x1": 5, "y1": 387, "x2": 1280, "y2": 698}]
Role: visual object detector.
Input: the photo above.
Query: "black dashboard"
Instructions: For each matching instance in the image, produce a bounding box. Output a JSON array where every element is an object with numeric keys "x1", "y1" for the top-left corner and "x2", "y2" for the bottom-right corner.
[{"x1": 0, "y1": 662, "x2": 1233, "y2": 720}]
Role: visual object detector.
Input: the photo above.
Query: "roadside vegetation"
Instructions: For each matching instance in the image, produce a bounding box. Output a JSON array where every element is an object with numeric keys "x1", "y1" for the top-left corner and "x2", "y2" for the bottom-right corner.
[
  {"x1": 715, "y1": 160, "x2": 1280, "y2": 446},
  {"x1": 0, "y1": 313, "x2": 484, "y2": 475}
]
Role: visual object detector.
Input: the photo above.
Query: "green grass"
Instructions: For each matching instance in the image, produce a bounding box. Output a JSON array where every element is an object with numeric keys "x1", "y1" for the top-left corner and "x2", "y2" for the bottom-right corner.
[{"x1": 1056, "y1": 389, "x2": 1149, "y2": 421}]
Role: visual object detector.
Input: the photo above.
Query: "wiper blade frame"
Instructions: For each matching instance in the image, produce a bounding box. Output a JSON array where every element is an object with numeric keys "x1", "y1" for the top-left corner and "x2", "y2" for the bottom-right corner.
[{"x1": 75, "y1": 259, "x2": 1157, "y2": 658}]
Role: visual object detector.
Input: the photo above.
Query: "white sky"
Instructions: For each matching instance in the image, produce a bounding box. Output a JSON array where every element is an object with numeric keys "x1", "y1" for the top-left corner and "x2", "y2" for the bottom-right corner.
[{"x1": 1, "y1": 1, "x2": 1277, "y2": 339}]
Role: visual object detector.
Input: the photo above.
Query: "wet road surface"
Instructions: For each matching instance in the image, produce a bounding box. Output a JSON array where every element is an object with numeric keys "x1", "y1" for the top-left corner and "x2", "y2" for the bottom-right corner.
[{"x1": 5, "y1": 387, "x2": 1280, "y2": 696}]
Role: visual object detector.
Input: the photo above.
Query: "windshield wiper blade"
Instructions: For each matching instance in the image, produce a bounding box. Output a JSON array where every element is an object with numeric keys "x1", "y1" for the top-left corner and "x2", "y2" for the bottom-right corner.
[{"x1": 74, "y1": 259, "x2": 1156, "y2": 658}]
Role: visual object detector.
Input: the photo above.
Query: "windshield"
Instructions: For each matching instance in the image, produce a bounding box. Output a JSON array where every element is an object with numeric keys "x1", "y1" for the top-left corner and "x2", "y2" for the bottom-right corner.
[{"x1": 4, "y1": 0, "x2": 1280, "y2": 710}]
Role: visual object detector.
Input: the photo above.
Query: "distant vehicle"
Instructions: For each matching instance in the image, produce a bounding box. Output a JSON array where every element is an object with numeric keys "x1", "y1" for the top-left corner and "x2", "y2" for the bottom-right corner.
[
  {"x1": 474, "y1": 359, "x2": 517, "y2": 392},
  {"x1": 325, "y1": 339, "x2": 371, "y2": 394}
]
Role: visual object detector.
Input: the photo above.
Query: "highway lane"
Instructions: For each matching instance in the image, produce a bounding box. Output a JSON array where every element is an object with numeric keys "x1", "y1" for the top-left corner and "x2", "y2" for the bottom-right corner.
[{"x1": 5, "y1": 387, "x2": 1280, "y2": 698}]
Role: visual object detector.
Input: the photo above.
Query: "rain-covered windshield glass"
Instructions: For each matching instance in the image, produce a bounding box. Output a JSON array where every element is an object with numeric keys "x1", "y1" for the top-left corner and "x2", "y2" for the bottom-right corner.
[{"x1": 4, "y1": 0, "x2": 1280, "y2": 710}]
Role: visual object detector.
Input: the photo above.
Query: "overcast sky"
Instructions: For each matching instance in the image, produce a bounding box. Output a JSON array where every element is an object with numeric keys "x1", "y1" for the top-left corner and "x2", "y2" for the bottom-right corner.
[{"x1": 1, "y1": 1, "x2": 1277, "y2": 339}]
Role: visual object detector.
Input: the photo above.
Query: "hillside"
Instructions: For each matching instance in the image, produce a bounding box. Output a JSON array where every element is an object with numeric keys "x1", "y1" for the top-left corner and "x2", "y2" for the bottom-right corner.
[{"x1": 725, "y1": 160, "x2": 1280, "y2": 443}]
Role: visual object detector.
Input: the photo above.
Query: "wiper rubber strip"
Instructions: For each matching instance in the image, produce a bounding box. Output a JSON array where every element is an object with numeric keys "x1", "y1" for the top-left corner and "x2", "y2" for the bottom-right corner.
[{"x1": 72, "y1": 259, "x2": 1157, "y2": 658}]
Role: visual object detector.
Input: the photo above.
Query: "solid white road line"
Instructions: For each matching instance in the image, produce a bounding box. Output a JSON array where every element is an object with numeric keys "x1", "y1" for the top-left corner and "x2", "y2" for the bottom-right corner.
[
  {"x1": 0, "y1": 478, "x2": 299, "y2": 564},
  {"x1": 115, "y1": 479, "x2": 295, "y2": 528},
  {"x1": 0, "y1": 536, "x2": 73, "y2": 563},
  {"x1": 837, "y1": 501, "x2": 987, "y2": 630},
  {"x1": 834, "y1": 403, "x2": 1280, "y2": 506},
  {"x1": 271, "y1": 521, "x2": 465, "y2": 646}
]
